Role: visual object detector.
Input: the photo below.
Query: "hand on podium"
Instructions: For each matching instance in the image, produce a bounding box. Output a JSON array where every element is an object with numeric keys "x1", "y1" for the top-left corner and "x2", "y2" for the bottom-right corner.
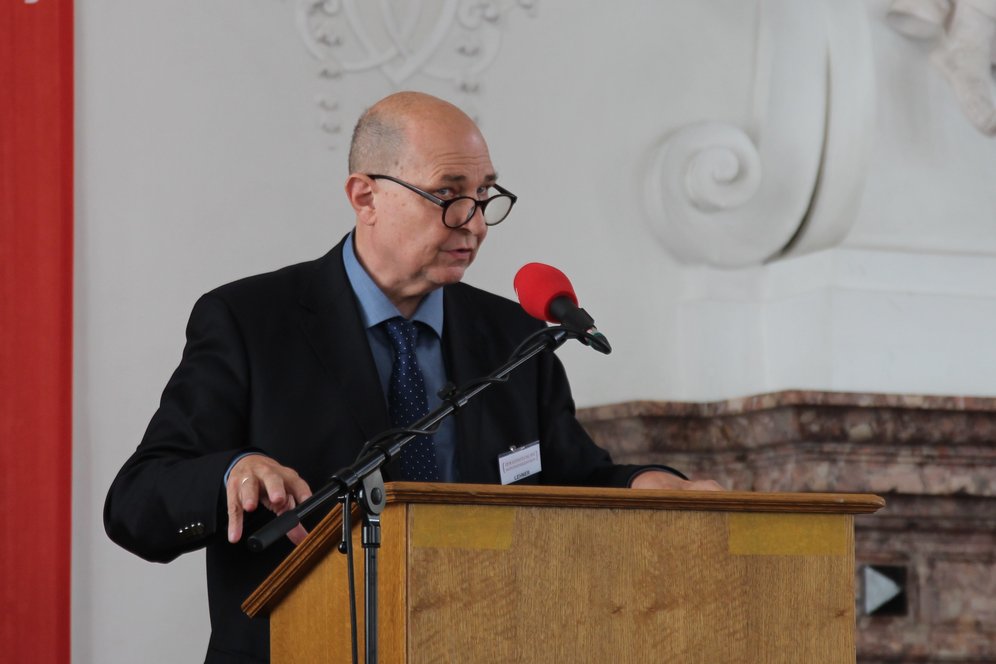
[
  {"x1": 226, "y1": 454, "x2": 313, "y2": 545},
  {"x1": 630, "y1": 470, "x2": 724, "y2": 491}
]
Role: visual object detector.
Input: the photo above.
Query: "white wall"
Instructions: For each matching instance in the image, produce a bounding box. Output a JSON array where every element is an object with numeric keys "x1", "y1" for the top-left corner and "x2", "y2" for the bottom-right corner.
[{"x1": 75, "y1": 0, "x2": 996, "y2": 661}]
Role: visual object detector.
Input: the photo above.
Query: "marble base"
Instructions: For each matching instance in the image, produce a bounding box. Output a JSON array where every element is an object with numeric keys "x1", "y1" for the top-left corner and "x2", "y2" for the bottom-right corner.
[{"x1": 578, "y1": 391, "x2": 996, "y2": 663}]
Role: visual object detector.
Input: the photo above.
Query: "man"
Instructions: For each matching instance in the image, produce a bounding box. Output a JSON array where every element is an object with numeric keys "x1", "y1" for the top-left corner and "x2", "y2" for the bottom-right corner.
[{"x1": 104, "y1": 91, "x2": 720, "y2": 663}]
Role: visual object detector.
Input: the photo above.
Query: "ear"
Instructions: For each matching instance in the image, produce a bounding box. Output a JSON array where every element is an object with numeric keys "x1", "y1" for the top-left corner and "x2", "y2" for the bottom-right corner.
[{"x1": 345, "y1": 174, "x2": 377, "y2": 226}]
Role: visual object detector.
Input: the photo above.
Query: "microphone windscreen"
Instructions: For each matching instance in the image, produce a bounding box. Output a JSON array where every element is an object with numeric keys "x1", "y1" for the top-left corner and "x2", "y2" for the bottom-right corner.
[{"x1": 513, "y1": 263, "x2": 578, "y2": 323}]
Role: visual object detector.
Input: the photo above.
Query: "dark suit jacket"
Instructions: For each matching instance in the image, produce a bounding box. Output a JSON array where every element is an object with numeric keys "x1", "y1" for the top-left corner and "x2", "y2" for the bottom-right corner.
[{"x1": 104, "y1": 237, "x2": 648, "y2": 663}]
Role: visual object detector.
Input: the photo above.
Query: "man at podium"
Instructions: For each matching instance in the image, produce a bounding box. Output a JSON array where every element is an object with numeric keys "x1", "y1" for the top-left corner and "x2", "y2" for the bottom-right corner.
[{"x1": 104, "y1": 91, "x2": 721, "y2": 663}]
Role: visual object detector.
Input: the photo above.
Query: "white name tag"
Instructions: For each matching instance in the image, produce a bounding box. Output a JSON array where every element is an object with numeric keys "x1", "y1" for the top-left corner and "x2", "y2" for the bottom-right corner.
[{"x1": 498, "y1": 441, "x2": 542, "y2": 485}]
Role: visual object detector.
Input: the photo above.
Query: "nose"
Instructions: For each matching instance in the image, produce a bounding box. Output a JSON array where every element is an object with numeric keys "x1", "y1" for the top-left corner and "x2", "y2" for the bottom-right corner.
[{"x1": 462, "y1": 203, "x2": 488, "y2": 234}]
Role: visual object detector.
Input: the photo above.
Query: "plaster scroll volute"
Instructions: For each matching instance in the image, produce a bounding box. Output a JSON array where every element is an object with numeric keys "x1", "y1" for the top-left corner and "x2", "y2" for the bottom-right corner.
[{"x1": 643, "y1": 0, "x2": 875, "y2": 268}]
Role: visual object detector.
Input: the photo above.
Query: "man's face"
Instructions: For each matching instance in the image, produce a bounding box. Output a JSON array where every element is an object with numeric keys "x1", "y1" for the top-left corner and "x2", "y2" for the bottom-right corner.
[{"x1": 362, "y1": 117, "x2": 497, "y2": 309}]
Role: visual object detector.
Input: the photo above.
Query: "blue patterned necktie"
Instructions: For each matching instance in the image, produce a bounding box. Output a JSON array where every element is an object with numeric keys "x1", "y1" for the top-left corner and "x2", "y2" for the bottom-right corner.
[{"x1": 383, "y1": 318, "x2": 440, "y2": 481}]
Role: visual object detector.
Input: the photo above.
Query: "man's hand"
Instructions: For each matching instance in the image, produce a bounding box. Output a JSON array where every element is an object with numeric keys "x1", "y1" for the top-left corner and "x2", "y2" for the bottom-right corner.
[
  {"x1": 630, "y1": 470, "x2": 724, "y2": 491},
  {"x1": 226, "y1": 455, "x2": 313, "y2": 545}
]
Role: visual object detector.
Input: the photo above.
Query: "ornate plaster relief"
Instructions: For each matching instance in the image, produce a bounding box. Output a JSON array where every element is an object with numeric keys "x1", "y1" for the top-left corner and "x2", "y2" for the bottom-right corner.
[
  {"x1": 888, "y1": 0, "x2": 996, "y2": 136},
  {"x1": 643, "y1": 0, "x2": 875, "y2": 268},
  {"x1": 288, "y1": 0, "x2": 537, "y2": 142}
]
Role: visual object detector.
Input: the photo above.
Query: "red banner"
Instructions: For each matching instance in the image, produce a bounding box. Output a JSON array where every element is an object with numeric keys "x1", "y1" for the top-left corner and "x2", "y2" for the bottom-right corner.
[{"x1": 0, "y1": 0, "x2": 73, "y2": 660}]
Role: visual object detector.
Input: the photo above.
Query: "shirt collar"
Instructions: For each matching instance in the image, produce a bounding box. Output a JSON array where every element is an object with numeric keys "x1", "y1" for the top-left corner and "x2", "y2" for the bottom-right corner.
[{"x1": 342, "y1": 232, "x2": 444, "y2": 336}]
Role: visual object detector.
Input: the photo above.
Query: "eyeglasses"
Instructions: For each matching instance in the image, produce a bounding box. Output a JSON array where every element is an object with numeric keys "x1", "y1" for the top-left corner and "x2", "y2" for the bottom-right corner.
[{"x1": 368, "y1": 174, "x2": 517, "y2": 228}]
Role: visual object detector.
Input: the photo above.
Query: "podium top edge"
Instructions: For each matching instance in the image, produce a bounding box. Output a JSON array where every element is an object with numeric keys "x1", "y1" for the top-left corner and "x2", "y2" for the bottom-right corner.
[{"x1": 383, "y1": 482, "x2": 886, "y2": 514}]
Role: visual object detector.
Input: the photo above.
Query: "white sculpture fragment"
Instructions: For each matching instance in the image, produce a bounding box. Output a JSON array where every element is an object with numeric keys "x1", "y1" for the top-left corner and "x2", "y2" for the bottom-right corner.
[{"x1": 888, "y1": 0, "x2": 996, "y2": 136}]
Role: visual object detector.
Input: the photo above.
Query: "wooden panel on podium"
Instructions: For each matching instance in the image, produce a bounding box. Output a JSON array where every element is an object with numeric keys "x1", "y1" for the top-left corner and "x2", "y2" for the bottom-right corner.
[{"x1": 244, "y1": 483, "x2": 884, "y2": 664}]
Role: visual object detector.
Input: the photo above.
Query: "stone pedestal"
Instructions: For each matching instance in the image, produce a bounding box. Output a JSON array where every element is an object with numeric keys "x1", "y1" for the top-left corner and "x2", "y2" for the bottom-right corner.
[{"x1": 578, "y1": 391, "x2": 996, "y2": 663}]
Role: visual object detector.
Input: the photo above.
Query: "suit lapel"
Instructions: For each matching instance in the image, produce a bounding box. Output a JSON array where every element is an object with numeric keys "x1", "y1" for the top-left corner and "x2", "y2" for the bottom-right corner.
[
  {"x1": 298, "y1": 240, "x2": 393, "y2": 464},
  {"x1": 442, "y1": 285, "x2": 494, "y2": 482}
]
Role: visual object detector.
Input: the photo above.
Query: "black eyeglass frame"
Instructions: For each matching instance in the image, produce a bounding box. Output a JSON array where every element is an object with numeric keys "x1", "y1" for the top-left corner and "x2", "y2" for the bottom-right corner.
[{"x1": 367, "y1": 173, "x2": 518, "y2": 228}]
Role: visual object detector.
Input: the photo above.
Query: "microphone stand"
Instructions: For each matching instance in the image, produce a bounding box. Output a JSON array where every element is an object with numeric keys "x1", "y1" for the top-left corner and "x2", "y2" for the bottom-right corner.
[{"x1": 248, "y1": 326, "x2": 576, "y2": 663}]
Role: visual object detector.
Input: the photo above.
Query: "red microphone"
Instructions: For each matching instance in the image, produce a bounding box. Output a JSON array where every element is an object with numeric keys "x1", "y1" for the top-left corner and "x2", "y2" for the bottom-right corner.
[
  {"x1": 513, "y1": 263, "x2": 611, "y2": 354},
  {"x1": 513, "y1": 262, "x2": 578, "y2": 322}
]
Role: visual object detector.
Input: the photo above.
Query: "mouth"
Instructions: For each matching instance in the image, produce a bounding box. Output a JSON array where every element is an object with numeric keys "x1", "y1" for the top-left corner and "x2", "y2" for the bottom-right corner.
[{"x1": 443, "y1": 247, "x2": 475, "y2": 260}]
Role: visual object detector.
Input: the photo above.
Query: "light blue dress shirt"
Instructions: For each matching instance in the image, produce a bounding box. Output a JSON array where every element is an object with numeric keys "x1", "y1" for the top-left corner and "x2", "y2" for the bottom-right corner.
[{"x1": 342, "y1": 233, "x2": 458, "y2": 481}]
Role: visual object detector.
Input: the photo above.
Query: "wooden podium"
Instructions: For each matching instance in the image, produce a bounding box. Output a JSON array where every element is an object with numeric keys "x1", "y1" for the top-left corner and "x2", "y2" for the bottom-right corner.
[{"x1": 244, "y1": 483, "x2": 883, "y2": 663}]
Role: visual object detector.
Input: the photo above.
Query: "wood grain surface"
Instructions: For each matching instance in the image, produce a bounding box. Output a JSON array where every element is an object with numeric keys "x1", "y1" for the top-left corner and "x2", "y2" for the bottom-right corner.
[{"x1": 250, "y1": 484, "x2": 880, "y2": 663}]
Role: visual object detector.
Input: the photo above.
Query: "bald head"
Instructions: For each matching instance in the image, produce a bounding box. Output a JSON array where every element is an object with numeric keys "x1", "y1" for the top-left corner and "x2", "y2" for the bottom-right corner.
[
  {"x1": 347, "y1": 91, "x2": 481, "y2": 175},
  {"x1": 343, "y1": 91, "x2": 497, "y2": 316}
]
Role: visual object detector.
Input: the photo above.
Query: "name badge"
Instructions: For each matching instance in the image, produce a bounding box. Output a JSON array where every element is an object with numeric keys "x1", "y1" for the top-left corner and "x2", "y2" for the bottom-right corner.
[{"x1": 498, "y1": 441, "x2": 542, "y2": 485}]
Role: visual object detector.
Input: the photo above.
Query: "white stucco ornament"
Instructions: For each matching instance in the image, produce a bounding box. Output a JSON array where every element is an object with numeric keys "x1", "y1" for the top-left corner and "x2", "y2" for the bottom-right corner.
[
  {"x1": 888, "y1": 0, "x2": 996, "y2": 136},
  {"x1": 643, "y1": 0, "x2": 875, "y2": 268},
  {"x1": 289, "y1": 0, "x2": 537, "y2": 142}
]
